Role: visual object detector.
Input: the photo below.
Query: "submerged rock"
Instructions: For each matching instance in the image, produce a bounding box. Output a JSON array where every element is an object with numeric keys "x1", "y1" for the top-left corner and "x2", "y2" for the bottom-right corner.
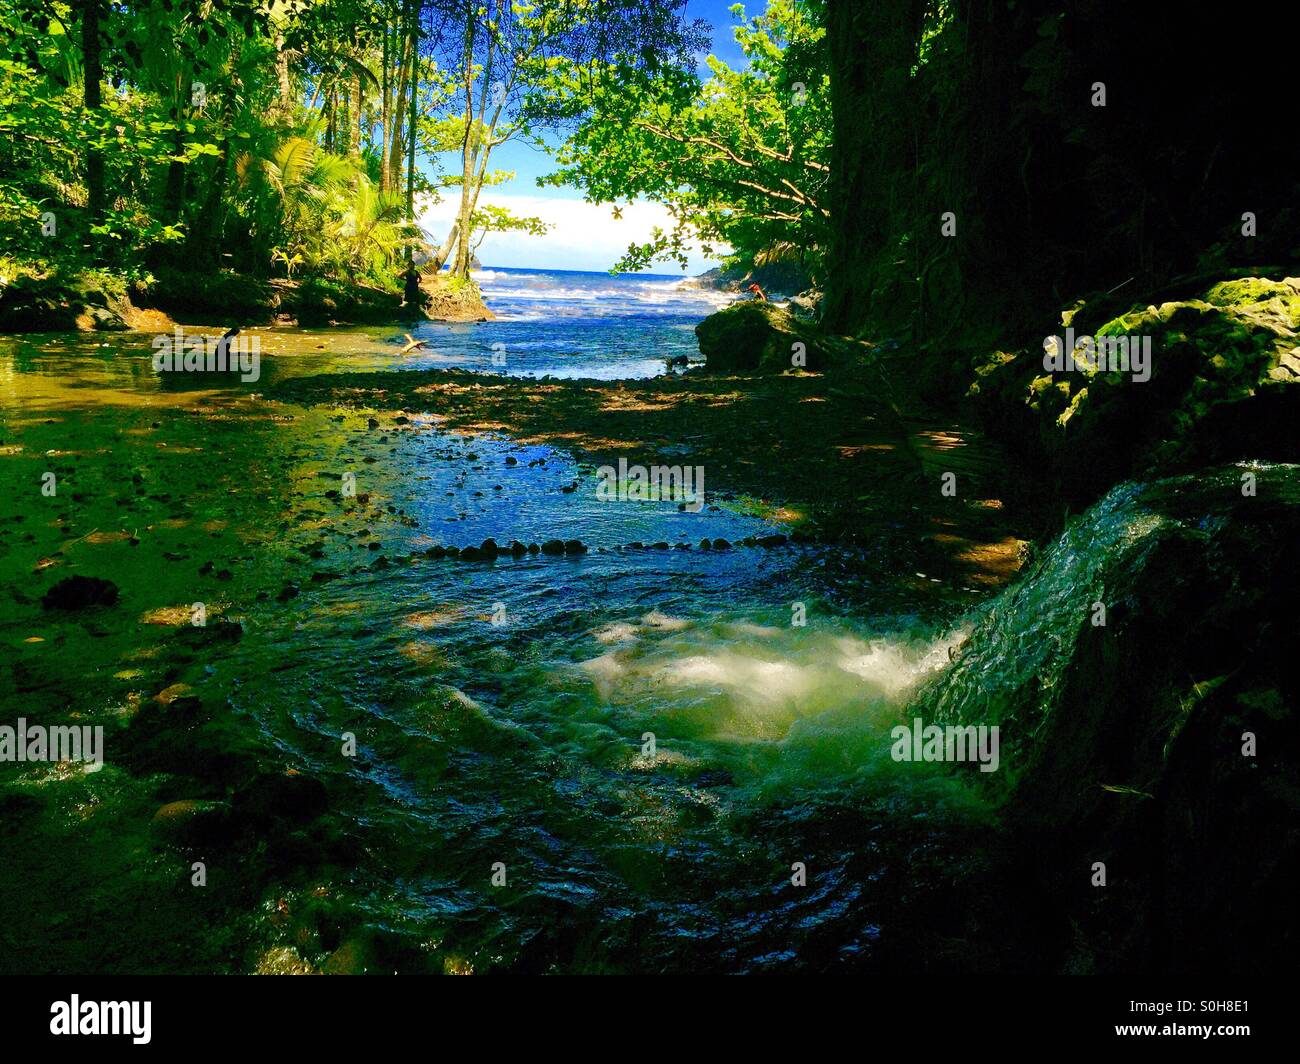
[
  {"x1": 173, "y1": 619, "x2": 244, "y2": 650},
  {"x1": 41, "y1": 575, "x2": 119, "y2": 610},
  {"x1": 151, "y1": 799, "x2": 236, "y2": 847},
  {"x1": 232, "y1": 771, "x2": 328, "y2": 827}
]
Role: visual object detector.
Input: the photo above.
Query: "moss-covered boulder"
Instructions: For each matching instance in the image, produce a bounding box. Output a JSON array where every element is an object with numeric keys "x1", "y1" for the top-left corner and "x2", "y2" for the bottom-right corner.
[
  {"x1": 921, "y1": 465, "x2": 1300, "y2": 972},
  {"x1": 0, "y1": 274, "x2": 79, "y2": 331},
  {"x1": 694, "y1": 299, "x2": 823, "y2": 373},
  {"x1": 968, "y1": 274, "x2": 1300, "y2": 505}
]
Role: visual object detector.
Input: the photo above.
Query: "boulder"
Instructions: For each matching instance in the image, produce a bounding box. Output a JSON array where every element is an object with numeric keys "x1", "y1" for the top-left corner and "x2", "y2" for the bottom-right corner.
[
  {"x1": 920, "y1": 465, "x2": 1300, "y2": 973},
  {"x1": 694, "y1": 300, "x2": 824, "y2": 373},
  {"x1": 968, "y1": 274, "x2": 1300, "y2": 507},
  {"x1": 41, "y1": 575, "x2": 119, "y2": 610}
]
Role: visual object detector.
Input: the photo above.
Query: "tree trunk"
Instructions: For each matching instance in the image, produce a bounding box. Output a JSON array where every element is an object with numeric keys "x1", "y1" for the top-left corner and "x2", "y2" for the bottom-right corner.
[
  {"x1": 188, "y1": 141, "x2": 231, "y2": 266},
  {"x1": 161, "y1": 78, "x2": 189, "y2": 231},
  {"x1": 81, "y1": 0, "x2": 106, "y2": 245},
  {"x1": 387, "y1": 3, "x2": 413, "y2": 195},
  {"x1": 449, "y1": 7, "x2": 481, "y2": 278},
  {"x1": 821, "y1": 0, "x2": 923, "y2": 335},
  {"x1": 430, "y1": 222, "x2": 458, "y2": 272},
  {"x1": 380, "y1": 24, "x2": 391, "y2": 190},
  {"x1": 406, "y1": 1, "x2": 420, "y2": 265},
  {"x1": 350, "y1": 71, "x2": 363, "y2": 159},
  {"x1": 275, "y1": 31, "x2": 293, "y2": 116}
]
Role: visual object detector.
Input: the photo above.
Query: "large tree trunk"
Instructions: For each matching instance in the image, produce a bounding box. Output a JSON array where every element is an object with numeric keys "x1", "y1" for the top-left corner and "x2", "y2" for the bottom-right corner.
[
  {"x1": 449, "y1": 9, "x2": 478, "y2": 278},
  {"x1": 380, "y1": 23, "x2": 391, "y2": 191},
  {"x1": 451, "y1": 164, "x2": 475, "y2": 277},
  {"x1": 274, "y1": 28, "x2": 293, "y2": 117},
  {"x1": 161, "y1": 78, "x2": 190, "y2": 233},
  {"x1": 81, "y1": 0, "x2": 106, "y2": 245},
  {"x1": 188, "y1": 141, "x2": 231, "y2": 266},
  {"x1": 821, "y1": 0, "x2": 923, "y2": 335},
  {"x1": 406, "y1": 2, "x2": 420, "y2": 265},
  {"x1": 386, "y1": 3, "x2": 413, "y2": 195}
]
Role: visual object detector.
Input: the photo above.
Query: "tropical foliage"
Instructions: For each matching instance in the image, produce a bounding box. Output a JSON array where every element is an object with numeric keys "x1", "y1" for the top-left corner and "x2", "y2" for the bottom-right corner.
[
  {"x1": 0, "y1": 0, "x2": 704, "y2": 294},
  {"x1": 542, "y1": 0, "x2": 830, "y2": 279}
]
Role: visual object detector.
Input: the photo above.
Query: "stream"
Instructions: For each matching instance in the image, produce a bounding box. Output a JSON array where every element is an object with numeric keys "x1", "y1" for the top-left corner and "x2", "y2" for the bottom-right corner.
[{"x1": 0, "y1": 269, "x2": 1009, "y2": 974}]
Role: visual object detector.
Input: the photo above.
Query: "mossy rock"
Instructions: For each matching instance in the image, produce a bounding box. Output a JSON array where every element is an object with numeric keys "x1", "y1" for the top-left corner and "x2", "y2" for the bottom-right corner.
[
  {"x1": 922, "y1": 465, "x2": 1300, "y2": 972},
  {"x1": 0, "y1": 274, "x2": 80, "y2": 331},
  {"x1": 968, "y1": 274, "x2": 1300, "y2": 506},
  {"x1": 0, "y1": 269, "x2": 136, "y2": 332},
  {"x1": 694, "y1": 300, "x2": 823, "y2": 373}
]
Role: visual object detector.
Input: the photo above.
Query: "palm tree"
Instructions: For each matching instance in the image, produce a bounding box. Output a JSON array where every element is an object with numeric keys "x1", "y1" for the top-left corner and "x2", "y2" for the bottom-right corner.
[{"x1": 237, "y1": 134, "x2": 354, "y2": 272}]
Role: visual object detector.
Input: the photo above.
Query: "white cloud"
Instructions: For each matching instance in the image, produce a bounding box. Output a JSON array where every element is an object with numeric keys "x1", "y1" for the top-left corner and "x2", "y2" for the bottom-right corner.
[{"x1": 417, "y1": 192, "x2": 724, "y2": 275}]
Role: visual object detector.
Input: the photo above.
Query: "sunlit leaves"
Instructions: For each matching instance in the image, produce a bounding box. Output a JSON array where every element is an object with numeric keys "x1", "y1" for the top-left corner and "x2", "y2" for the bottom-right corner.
[{"x1": 542, "y1": 0, "x2": 830, "y2": 275}]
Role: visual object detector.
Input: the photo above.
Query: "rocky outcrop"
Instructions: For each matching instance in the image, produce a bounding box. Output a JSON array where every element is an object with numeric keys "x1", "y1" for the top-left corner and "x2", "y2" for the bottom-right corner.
[
  {"x1": 136, "y1": 268, "x2": 280, "y2": 324},
  {"x1": 420, "y1": 274, "x2": 495, "y2": 322},
  {"x1": 968, "y1": 274, "x2": 1300, "y2": 507},
  {"x1": 920, "y1": 465, "x2": 1300, "y2": 972},
  {"x1": 283, "y1": 277, "x2": 404, "y2": 326},
  {"x1": 687, "y1": 261, "x2": 812, "y2": 300},
  {"x1": 694, "y1": 299, "x2": 826, "y2": 373},
  {"x1": 0, "y1": 267, "x2": 431, "y2": 332}
]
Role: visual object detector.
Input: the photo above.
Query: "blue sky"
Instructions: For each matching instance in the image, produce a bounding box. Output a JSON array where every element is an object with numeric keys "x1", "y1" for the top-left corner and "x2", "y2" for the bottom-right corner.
[{"x1": 418, "y1": 0, "x2": 755, "y2": 275}]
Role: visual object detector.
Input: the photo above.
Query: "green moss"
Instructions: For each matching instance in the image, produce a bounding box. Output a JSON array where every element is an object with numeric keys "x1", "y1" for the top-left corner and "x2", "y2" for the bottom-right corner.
[{"x1": 969, "y1": 273, "x2": 1300, "y2": 506}]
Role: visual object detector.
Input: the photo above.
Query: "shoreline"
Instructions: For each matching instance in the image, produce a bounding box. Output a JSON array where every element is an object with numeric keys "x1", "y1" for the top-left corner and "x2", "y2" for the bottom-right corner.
[{"x1": 0, "y1": 268, "x2": 499, "y2": 335}]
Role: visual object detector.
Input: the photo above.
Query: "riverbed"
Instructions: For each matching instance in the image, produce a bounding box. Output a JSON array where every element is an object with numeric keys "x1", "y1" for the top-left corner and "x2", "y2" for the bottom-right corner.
[{"x1": 0, "y1": 269, "x2": 1034, "y2": 973}]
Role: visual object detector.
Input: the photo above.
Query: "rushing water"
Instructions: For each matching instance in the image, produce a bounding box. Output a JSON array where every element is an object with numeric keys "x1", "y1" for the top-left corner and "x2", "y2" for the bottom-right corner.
[{"x1": 0, "y1": 268, "x2": 1001, "y2": 974}]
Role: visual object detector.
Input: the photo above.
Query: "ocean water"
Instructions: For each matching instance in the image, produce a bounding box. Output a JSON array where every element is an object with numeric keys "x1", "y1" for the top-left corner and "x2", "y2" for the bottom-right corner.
[
  {"x1": 0, "y1": 267, "x2": 1002, "y2": 974},
  {"x1": 229, "y1": 266, "x2": 732, "y2": 383}
]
